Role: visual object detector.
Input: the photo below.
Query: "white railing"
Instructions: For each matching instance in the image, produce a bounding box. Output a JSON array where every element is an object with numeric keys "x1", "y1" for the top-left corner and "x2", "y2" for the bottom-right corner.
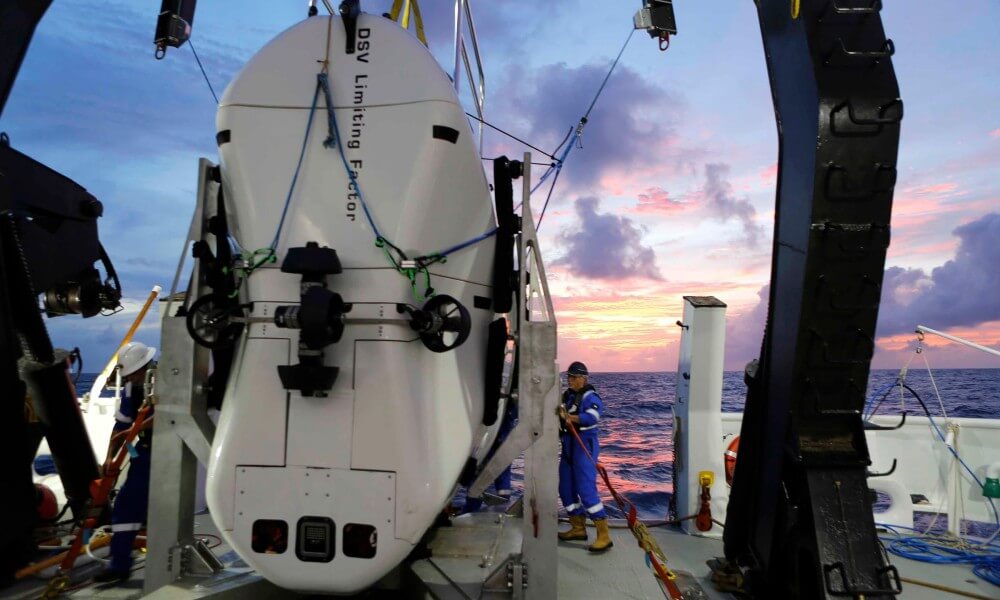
[
  {"x1": 678, "y1": 314, "x2": 999, "y2": 538},
  {"x1": 720, "y1": 413, "x2": 1000, "y2": 536},
  {"x1": 917, "y1": 325, "x2": 1000, "y2": 358},
  {"x1": 453, "y1": 0, "x2": 485, "y2": 154}
]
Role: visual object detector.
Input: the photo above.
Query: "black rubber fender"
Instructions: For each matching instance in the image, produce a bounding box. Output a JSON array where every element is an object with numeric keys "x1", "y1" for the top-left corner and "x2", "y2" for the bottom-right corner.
[
  {"x1": 482, "y1": 317, "x2": 508, "y2": 426},
  {"x1": 491, "y1": 157, "x2": 515, "y2": 314}
]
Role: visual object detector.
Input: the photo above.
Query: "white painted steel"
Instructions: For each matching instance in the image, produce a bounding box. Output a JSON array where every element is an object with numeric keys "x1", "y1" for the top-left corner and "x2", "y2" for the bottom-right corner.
[
  {"x1": 204, "y1": 15, "x2": 496, "y2": 594},
  {"x1": 673, "y1": 298, "x2": 727, "y2": 538},
  {"x1": 917, "y1": 325, "x2": 1000, "y2": 358},
  {"x1": 719, "y1": 413, "x2": 1000, "y2": 532}
]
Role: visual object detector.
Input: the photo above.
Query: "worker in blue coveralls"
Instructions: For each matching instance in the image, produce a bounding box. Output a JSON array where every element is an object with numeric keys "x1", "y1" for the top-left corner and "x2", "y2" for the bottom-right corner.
[
  {"x1": 461, "y1": 401, "x2": 517, "y2": 512},
  {"x1": 556, "y1": 361, "x2": 612, "y2": 552},
  {"x1": 93, "y1": 341, "x2": 157, "y2": 584}
]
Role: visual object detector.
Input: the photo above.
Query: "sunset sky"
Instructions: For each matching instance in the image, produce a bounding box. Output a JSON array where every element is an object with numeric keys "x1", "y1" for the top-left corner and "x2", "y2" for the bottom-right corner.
[{"x1": 4, "y1": 0, "x2": 998, "y2": 373}]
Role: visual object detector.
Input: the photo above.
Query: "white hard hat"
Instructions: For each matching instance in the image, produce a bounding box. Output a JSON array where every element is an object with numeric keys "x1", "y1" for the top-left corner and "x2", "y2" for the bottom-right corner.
[{"x1": 118, "y1": 341, "x2": 157, "y2": 377}]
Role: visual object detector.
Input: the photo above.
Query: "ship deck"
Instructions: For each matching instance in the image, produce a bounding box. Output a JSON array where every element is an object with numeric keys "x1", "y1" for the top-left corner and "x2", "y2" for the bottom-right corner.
[{"x1": 4, "y1": 511, "x2": 994, "y2": 599}]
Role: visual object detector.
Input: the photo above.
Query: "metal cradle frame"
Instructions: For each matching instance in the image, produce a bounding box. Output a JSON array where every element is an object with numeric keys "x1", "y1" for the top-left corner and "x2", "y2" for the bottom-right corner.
[{"x1": 723, "y1": 1, "x2": 904, "y2": 598}]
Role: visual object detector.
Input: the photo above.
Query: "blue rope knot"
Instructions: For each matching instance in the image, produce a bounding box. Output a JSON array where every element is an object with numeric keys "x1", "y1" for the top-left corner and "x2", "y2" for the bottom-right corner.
[{"x1": 317, "y1": 73, "x2": 337, "y2": 149}]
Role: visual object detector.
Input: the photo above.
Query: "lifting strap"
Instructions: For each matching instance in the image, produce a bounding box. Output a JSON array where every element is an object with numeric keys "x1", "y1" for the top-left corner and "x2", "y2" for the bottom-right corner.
[
  {"x1": 389, "y1": 0, "x2": 428, "y2": 47},
  {"x1": 38, "y1": 402, "x2": 154, "y2": 597},
  {"x1": 566, "y1": 419, "x2": 685, "y2": 600}
]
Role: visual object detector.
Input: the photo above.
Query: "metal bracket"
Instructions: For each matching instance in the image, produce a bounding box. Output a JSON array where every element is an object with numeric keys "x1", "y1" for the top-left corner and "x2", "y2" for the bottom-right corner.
[
  {"x1": 482, "y1": 555, "x2": 528, "y2": 598},
  {"x1": 866, "y1": 458, "x2": 898, "y2": 478},
  {"x1": 169, "y1": 538, "x2": 224, "y2": 579},
  {"x1": 864, "y1": 413, "x2": 906, "y2": 431}
]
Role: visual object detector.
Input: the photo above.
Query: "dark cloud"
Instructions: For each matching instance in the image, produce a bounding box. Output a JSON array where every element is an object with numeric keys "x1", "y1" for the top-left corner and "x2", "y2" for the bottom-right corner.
[
  {"x1": 701, "y1": 163, "x2": 764, "y2": 247},
  {"x1": 877, "y1": 212, "x2": 1000, "y2": 336},
  {"x1": 493, "y1": 61, "x2": 683, "y2": 191},
  {"x1": 365, "y1": 0, "x2": 575, "y2": 64},
  {"x1": 4, "y1": 2, "x2": 254, "y2": 159},
  {"x1": 726, "y1": 284, "x2": 769, "y2": 369},
  {"x1": 720, "y1": 213, "x2": 1000, "y2": 368},
  {"x1": 554, "y1": 196, "x2": 661, "y2": 281}
]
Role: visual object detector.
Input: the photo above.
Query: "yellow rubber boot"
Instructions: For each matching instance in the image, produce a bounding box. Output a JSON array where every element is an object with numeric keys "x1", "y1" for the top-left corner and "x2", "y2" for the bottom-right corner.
[
  {"x1": 558, "y1": 515, "x2": 588, "y2": 541},
  {"x1": 588, "y1": 518, "x2": 614, "y2": 553}
]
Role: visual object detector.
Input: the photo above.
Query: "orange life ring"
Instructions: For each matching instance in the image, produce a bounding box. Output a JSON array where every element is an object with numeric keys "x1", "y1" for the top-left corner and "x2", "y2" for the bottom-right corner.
[{"x1": 724, "y1": 436, "x2": 739, "y2": 486}]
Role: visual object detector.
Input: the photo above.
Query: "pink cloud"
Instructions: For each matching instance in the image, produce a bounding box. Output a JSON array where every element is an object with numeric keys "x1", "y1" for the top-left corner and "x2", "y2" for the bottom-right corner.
[
  {"x1": 874, "y1": 321, "x2": 1000, "y2": 369},
  {"x1": 759, "y1": 162, "x2": 778, "y2": 183},
  {"x1": 991, "y1": 128, "x2": 1000, "y2": 138},
  {"x1": 907, "y1": 182, "x2": 959, "y2": 196},
  {"x1": 630, "y1": 186, "x2": 686, "y2": 215},
  {"x1": 550, "y1": 276, "x2": 763, "y2": 372},
  {"x1": 891, "y1": 181, "x2": 967, "y2": 229}
]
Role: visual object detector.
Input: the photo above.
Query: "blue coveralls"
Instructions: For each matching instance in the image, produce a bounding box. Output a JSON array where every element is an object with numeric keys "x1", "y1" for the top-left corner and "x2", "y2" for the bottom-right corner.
[
  {"x1": 559, "y1": 386, "x2": 607, "y2": 520},
  {"x1": 463, "y1": 402, "x2": 517, "y2": 512},
  {"x1": 107, "y1": 382, "x2": 152, "y2": 575}
]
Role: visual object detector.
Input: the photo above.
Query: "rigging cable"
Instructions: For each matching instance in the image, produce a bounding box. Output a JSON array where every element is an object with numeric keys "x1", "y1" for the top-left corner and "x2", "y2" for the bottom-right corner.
[
  {"x1": 515, "y1": 28, "x2": 637, "y2": 229},
  {"x1": 870, "y1": 380, "x2": 1000, "y2": 586},
  {"x1": 863, "y1": 333, "x2": 1000, "y2": 586},
  {"x1": 188, "y1": 38, "x2": 219, "y2": 105},
  {"x1": 466, "y1": 113, "x2": 557, "y2": 160}
]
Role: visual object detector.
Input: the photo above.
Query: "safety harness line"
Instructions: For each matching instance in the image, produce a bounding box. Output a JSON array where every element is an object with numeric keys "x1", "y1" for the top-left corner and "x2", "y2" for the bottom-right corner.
[
  {"x1": 37, "y1": 402, "x2": 154, "y2": 597},
  {"x1": 565, "y1": 419, "x2": 684, "y2": 600}
]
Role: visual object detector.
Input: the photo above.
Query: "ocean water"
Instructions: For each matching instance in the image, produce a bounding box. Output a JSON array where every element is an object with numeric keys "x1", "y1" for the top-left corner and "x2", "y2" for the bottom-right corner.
[{"x1": 74, "y1": 368, "x2": 1000, "y2": 522}]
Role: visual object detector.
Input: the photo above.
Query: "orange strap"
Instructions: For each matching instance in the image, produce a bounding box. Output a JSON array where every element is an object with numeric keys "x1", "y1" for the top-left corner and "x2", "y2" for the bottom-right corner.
[
  {"x1": 565, "y1": 420, "x2": 684, "y2": 600},
  {"x1": 56, "y1": 403, "x2": 153, "y2": 575}
]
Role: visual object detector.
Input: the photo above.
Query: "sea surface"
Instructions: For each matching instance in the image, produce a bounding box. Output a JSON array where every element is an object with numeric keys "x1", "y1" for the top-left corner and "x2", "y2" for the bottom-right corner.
[
  {"x1": 556, "y1": 369, "x2": 1000, "y2": 522},
  {"x1": 75, "y1": 368, "x2": 1000, "y2": 522}
]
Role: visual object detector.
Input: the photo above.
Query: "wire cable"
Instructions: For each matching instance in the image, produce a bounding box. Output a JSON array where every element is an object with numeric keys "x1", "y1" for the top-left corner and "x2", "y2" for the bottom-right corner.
[
  {"x1": 466, "y1": 113, "x2": 556, "y2": 160},
  {"x1": 515, "y1": 28, "x2": 637, "y2": 227},
  {"x1": 188, "y1": 39, "x2": 219, "y2": 105},
  {"x1": 900, "y1": 382, "x2": 999, "y2": 527},
  {"x1": 583, "y1": 28, "x2": 635, "y2": 122}
]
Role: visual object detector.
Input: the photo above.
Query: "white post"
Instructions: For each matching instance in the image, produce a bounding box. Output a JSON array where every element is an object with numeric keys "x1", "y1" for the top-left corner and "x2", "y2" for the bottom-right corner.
[
  {"x1": 945, "y1": 424, "x2": 961, "y2": 537},
  {"x1": 674, "y1": 296, "x2": 727, "y2": 538}
]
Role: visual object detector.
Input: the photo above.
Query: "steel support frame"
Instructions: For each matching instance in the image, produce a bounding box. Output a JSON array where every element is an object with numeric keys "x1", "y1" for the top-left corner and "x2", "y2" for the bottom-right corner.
[
  {"x1": 724, "y1": 1, "x2": 903, "y2": 598},
  {"x1": 468, "y1": 154, "x2": 559, "y2": 600},
  {"x1": 144, "y1": 159, "x2": 220, "y2": 594},
  {"x1": 146, "y1": 160, "x2": 293, "y2": 598}
]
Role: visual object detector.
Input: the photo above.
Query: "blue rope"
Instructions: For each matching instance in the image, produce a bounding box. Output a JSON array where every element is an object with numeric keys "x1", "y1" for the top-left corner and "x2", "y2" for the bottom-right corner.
[
  {"x1": 271, "y1": 80, "x2": 324, "y2": 251},
  {"x1": 530, "y1": 141, "x2": 573, "y2": 195},
  {"x1": 320, "y1": 73, "x2": 496, "y2": 269},
  {"x1": 426, "y1": 227, "x2": 499, "y2": 260},
  {"x1": 876, "y1": 523, "x2": 1000, "y2": 586},
  {"x1": 320, "y1": 74, "x2": 384, "y2": 241},
  {"x1": 924, "y1": 404, "x2": 1000, "y2": 527},
  {"x1": 869, "y1": 383, "x2": 1000, "y2": 587},
  {"x1": 318, "y1": 73, "x2": 337, "y2": 149},
  {"x1": 863, "y1": 379, "x2": 900, "y2": 421}
]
